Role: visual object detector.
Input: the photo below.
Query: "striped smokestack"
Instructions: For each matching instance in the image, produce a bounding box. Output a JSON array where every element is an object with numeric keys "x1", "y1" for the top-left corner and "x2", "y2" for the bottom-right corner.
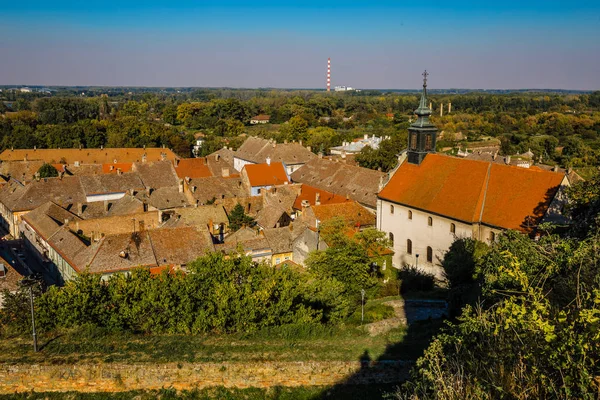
[{"x1": 327, "y1": 58, "x2": 331, "y2": 92}]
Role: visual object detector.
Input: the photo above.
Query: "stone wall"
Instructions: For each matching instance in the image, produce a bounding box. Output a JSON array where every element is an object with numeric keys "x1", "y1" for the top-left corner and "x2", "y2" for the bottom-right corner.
[{"x1": 0, "y1": 360, "x2": 410, "y2": 393}]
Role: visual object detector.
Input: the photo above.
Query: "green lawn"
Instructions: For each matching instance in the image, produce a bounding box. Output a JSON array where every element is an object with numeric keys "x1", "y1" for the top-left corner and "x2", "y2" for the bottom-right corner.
[{"x1": 0, "y1": 300, "x2": 443, "y2": 365}]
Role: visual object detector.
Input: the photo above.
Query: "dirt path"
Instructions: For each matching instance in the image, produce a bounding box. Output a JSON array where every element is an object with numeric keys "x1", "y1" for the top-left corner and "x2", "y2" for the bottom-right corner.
[{"x1": 363, "y1": 299, "x2": 448, "y2": 336}]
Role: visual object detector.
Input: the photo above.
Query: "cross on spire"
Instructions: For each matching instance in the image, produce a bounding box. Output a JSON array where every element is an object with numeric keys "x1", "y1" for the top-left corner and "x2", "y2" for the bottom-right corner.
[{"x1": 422, "y1": 70, "x2": 429, "y2": 88}]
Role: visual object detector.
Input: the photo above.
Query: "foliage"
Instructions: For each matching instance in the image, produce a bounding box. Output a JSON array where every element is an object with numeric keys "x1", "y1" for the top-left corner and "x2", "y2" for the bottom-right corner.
[
  {"x1": 348, "y1": 303, "x2": 396, "y2": 324},
  {"x1": 228, "y1": 203, "x2": 256, "y2": 231},
  {"x1": 398, "y1": 220, "x2": 600, "y2": 398},
  {"x1": 398, "y1": 266, "x2": 435, "y2": 294},
  {"x1": 36, "y1": 163, "x2": 59, "y2": 178},
  {"x1": 4, "y1": 253, "x2": 350, "y2": 335},
  {"x1": 356, "y1": 134, "x2": 407, "y2": 172}
]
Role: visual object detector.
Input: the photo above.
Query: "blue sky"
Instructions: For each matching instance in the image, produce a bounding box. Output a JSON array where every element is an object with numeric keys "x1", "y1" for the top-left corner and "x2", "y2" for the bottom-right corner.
[{"x1": 1, "y1": 1, "x2": 599, "y2": 89}]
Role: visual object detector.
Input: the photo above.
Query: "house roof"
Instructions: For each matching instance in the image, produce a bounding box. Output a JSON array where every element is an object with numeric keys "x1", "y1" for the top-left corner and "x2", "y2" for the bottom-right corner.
[
  {"x1": 217, "y1": 227, "x2": 271, "y2": 254},
  {"x1": 378, "y1": 153, "x2": 565, "y2": 231},
  {"x1": 0, "y1": 255, "x2": 26, "y2": 293},
  {"x1": 0, "y1": 176, "x2": 87, "y2": 212},
  {"x1": 251, "y1": 114, "x2": 271, "y2": 121},
  {"x1": 311, "y1": 201, "x2": 376, "y2": 228},
  {"x1": 22, "y1": 202, "x2": 81, "y2": 241},
  {"x1": 0, "y1": 148, "x2": 179, "y2": 164},
  {"x1": 174, "y1": 158, "x2": 213, "y2": 179},
  {"x1": 80, "y1": 173, "x2": 145, "y2": 196},
  {"x1": 0, "y1": 160, "x2": 44, "y2": 181},
  {"x1": 243, "y1": 162, "x2": 289, "y2": 187},
  {"x1": 102, "y1": 163, "x2": 133, "y2": 174},
  {"x1": 132, "y1": 160, "x2": 179, "y2": 189},
  {"x1": 187, "y1": 176, "x2": 249, "y2": 204},
  {"x1": 66, "y1": 211, "x2": 161, "y2": 237},
  {"x1": 290, "y1": 158, "x2": 386, "y2": 208},
  {"x1": 135, "y1": 186, "x2": 192, "y2": 210},
  {"x1": 293, "y1": 184, "x2": 350, "y2": 210},
  {"x1": 235, "y1": 136, "x2": 315, "y2": 166},
  {"x1": 162, "y1": 205, "x2": 229, "y2": 229},
  {"x1": 263, "y1": 226, "x2": 302, "y2": 254}
]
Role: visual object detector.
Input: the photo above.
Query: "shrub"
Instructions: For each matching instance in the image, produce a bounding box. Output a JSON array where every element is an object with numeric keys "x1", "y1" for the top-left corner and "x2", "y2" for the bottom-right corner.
[{"x1": 398, "y1": 265, "x2": 435, "y2": 294}]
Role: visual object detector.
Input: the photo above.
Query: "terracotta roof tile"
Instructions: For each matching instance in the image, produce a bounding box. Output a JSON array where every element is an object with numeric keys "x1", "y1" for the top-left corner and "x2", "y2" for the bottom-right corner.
[
  {"x1": 235, "y1": 137, "x2": 315, "y2": 166},
  {"x1": 243, "y1": 162, "x2": 289, "y2": 187},
  {"x1": 174, "y1": 158, "x2": 212, "y2": 179},
  {"x1": 293, "y1": 184, "x2": 351, "y2": 210},
  {"x1": 290, "y1": 158, "x2": 385, "y2": 208},
  {"x1": 378, "y1": 154, "x2": 565, "y2": 231},
  {"x1": 0, "y1": 148, "x2": 178, "y2": 164}
]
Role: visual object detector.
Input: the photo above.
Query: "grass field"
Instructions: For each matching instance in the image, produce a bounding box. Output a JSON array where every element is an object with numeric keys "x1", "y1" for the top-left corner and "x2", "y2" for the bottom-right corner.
[{"x1": 0, "y1": 295, "x2": 444, "y2": 365}]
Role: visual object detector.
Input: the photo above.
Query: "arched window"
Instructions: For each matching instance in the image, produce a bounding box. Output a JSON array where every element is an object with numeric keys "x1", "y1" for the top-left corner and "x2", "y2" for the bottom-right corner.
[
  {"x1": 390, "y1": 204, "x2": 394, "y2": 214},
  {"x1": 425, "y1": 134, "x2": 432, "y2": 151},
  {"x1": 389, "y1": 232, "x2": 394, "y2": 246},
  {"x1": 428, "y1": 216, "x2": 433, "y2": 226},
  {"x1": 408, "y1": 210, "x2": 413, "y2": 220},
  {"x1": 410, "y1": 133, "x2": 417, "y2": 150},
  {"x1": 490, "y1": 231, "x2": 496, "y2": 242},
  {"x1": 426, "y1": 246, "x2": 433, "y2": 263},
  {"x1": 407, "y1": 239, "x2": 412, "y2": 255},
  {"x1": 450, "y1": 223, "x2": 456, "y2": 234}
]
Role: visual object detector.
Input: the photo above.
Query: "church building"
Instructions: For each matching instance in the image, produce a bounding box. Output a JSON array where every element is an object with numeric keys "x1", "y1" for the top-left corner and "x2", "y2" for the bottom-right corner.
[{"x1": 376, "y1": 71, "x2": 569, "y2": 278}]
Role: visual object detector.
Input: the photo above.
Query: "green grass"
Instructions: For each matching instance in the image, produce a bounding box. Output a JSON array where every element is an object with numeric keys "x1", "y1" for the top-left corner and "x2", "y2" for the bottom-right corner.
[
  {"x1": 0, "y1": 385, "x2": 399, "y2": 400},
  {"x1": 0, "y1": 321, "x2": 437, "y2": 365}
]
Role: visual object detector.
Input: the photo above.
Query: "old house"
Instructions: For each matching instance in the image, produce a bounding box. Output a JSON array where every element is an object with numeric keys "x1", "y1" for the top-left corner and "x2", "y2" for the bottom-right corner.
[
  {"x1": 377, "y1": 74, "x2": 568, "y2": 278},
  {"x1": 241, "y1": 160, "x2": 290, "y2": 196},
  {"x1": 234, "y1": 136, "x2": 315, "y2": 175}
]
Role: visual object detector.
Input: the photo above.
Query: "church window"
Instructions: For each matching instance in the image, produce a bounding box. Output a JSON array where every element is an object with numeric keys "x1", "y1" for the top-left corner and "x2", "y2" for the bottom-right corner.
[
  {"x1": 410, "y1": 133, "x2": 417, "y2": 150},
  {"x1": 428, "y1": 216, "x2": 433, "y2": 226},
  {"x1": 407, "y1": 239, "x2": 412, "y2": 255},
  {"x1": 427, "y1": 246, "x2": 433, "y2": 263},
  {"x1": 408, "y1": 210, "x2": 413, "y2": 220},
  {"x1": 389, "y1": 232, "x2": 394, "y2": 245},
  {"x1": 390, "y1": 205, "x2": 394, "y2": 214},
  {"x1": 450, "y1": 223, "x2": 456, "y2": 234},
  {"x1": 425, "y1": 134, "x2": 432, "y2": 151}
]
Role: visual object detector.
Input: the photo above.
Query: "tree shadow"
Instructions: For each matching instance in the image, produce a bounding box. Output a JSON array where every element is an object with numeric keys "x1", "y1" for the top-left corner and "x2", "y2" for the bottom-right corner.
[
  {"x1": 310, "y1": 304, "x2": 447, "y2": 400},
  {"x1": 38, "y1": 334, "x2": 64, "y2": 352},
  {"x1": 520, "y1": 184, "x2": 564, "y2": 234}
]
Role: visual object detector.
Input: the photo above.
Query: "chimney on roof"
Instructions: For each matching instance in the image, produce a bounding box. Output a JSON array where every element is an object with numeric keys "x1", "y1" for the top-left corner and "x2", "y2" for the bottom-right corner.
[
  {"x1": 179, "y1": 179, "x2": 184, "y2": 193},
  {"x1": 301, "y1": 199, "x2": 310, "y2": 211},
  {"x1": 161, "y1": 152, "x2": 167, "y2": 161},
  {"x1": 34, "y1": 172, "x2": 39, "y2": 181},
  {"x1": 24, "y1": 154, "x2": 28, "y2": 162},
  {"x1": 341, "y1": 150, "x2": 346, "y2": 159},
  {"x1": 104, "y1": 200, "x2": 110, "y2": 212},
  {"x1": 77, "y1": 203, "x2": 83, "y2": 215},
  {"x1": 315, "y1": 192, "x2": 321, "y2": 206},
  {"x1": 101, "y1": 145, "x2": 103, "y2": 150},
  {"x1": 299, "y1": 140, "x2": 302, "y2": 146},
  {"x1": 175, "y1": 159, "x2": 180, "y2": 167},
  {"x1": 142, "y1": 153, "x2": 147, "y2": 163},
  {"x1": 117, "y1": 168, "x2": 122, "y2": 175},
  {"x1": 191, "y1": 185, "x2": 197, "y2": 193},
  {"x1": 110, "y1": 165, "x2": 114, "y2": 171},
  {"x1": 266, "y1": 157, "x2": 271, "y2": 165},
  {"x1": 284, "y1": 139, "x2": 288, "y2": 144},
  {"x1": 222, "y1": 168, "x2": 230, "y2": 178},
  {"x1": 318, "y1": 152, "x2": 323, "y2": 159},
  {"x1": 34, "y1": 146, "x2": 36, "y2": 151},
  {"x1": 215, "y1": 153, "x2": 220, "y2": 161},
  {"x1": 307, "y1": 146, "x2": 311, "y2": 152},
  {"x1": 364, "y1": 134, "x2": 368, "y2": 140},
  {"x1": 553, "y1": 165, "x2": 559, "y2": 172},
  {"x1": 272, "y1": 141, "x2": 276, "y2": 148},
  {"x1": 505, "y1": 155, "x2": 511, "y2": 165},
  {"x1": 59, "y1": 171, "x2": 63, "y2": 180}
]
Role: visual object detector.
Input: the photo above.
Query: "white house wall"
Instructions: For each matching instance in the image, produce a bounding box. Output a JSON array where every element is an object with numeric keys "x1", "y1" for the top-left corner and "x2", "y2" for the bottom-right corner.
[{"x1": 377, "y1": 199, "x2": 472, "y2": 279}]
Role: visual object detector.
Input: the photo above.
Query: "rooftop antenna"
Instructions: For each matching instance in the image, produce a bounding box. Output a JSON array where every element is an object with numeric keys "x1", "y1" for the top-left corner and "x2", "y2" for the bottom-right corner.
[{"x1": 327, "y1": 58, "x2": 331, "y2": 92}]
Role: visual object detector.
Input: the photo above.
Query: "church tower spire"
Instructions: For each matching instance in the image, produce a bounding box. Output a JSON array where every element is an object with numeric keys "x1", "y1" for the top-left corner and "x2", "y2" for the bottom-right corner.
[{"x1": 407, "y1": 70, "x2": 438, "y2": 165}]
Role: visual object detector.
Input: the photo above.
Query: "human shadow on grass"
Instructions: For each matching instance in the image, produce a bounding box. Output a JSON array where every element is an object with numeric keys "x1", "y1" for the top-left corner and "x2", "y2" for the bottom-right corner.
[{"x1": 310, "y1": 300, "x2": 447, "y2": 400}]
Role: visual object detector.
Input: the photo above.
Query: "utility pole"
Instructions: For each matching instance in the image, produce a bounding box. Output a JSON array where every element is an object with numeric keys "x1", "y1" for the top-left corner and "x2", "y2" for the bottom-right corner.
[
  {"x1": 20, "y1": 276, "x2": 39, "y2": 352},
  {"x1": 361, "y1": 289, "x2": 366, "y2": 323}
]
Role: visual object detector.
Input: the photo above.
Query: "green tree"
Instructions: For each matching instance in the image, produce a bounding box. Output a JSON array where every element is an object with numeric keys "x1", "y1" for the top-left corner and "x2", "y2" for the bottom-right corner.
[
  {"x1": 228, "y1": 203, "x2": 256, "y2": 231},
  {"x1": 37, "y1": 163, "x2": 59, "y2": 178}
]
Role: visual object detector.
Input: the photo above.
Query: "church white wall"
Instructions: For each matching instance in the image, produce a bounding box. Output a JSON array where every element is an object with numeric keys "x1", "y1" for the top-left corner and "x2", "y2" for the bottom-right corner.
[{"x1": 377, "y1": 199, "x2": 472, "y2": 279}]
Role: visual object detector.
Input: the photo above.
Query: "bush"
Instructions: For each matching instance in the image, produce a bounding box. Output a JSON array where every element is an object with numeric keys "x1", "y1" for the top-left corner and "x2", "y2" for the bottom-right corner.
[
  {"x1": 348, "y1": 303, "x2": 396, "y2": 324},
  {"x1": 398, "y1": 266, "x2": 435, "y2": 294}
]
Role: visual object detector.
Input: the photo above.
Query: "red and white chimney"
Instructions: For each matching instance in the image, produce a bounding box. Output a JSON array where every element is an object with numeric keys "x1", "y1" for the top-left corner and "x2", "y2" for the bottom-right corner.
[{"x1": 327, "y1": 58, "x2": 331, "y2": 92}]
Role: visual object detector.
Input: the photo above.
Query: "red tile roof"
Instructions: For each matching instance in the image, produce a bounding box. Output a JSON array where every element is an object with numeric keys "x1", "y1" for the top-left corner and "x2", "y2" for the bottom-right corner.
[
  {"x1": 175, "y1": 158, "x2": 213, "y2": 179},
  {"x1": 312, "y1": 201, "x2": 376, "y2": 228},
  {"x1": 251, "y1": 114, "x2": 271, "y2": 121},
  {"x1": 293, "y1": 184, "x2": 350, "y2": 210},
  {"x1": 378, "y1": 154, "x2": 565, "y2": 232},
  {"x1": 244, "y1": 162, "x2": 289, "y2": 187}
]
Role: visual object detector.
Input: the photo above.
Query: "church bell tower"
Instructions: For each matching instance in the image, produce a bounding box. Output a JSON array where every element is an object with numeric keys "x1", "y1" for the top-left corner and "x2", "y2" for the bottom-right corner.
[{"x1": 407, "y1": 70, "x2": 438, "y2": 165}]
